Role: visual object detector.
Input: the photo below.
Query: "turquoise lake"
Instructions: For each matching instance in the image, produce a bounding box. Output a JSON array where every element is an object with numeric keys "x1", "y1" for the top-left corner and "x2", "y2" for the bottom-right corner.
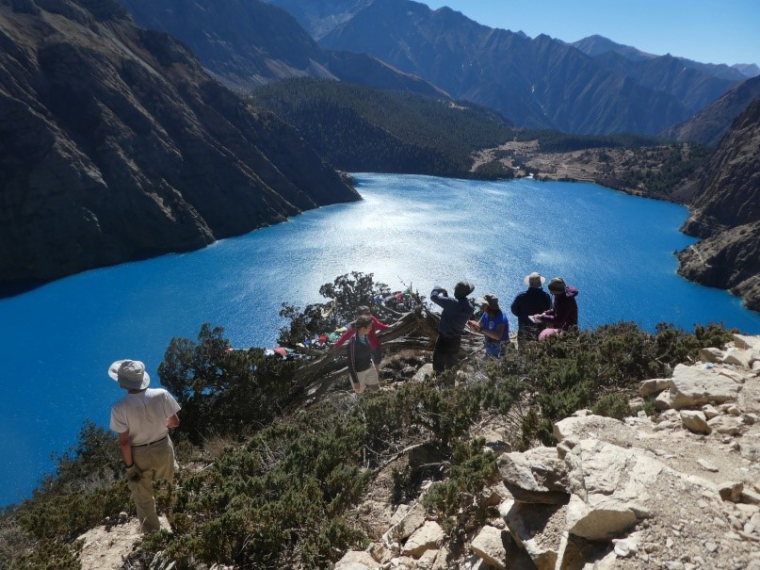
[{"x1": 1, "y1": 173, "x2": 759, "y2": 506}]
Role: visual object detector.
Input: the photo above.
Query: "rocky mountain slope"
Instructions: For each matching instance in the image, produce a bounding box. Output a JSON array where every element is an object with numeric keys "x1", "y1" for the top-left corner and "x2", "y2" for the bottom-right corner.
[
  {"x1": 315, "y1": 0, "x2": 741, "y2": 135},
  {"x1": 263, "y1": 0, "x2": 372, "y2": 40},
  {"x1": 72, "y1": 330, "x2": 760, "y2": 570},
  {"x1": 118, "y1": 0, "x2": 446, "y2": 97},
  {"x1": 661, "y1": 75, "x2": 760, "y2": 146},
  {"x1": 0, "y1": 0, "x2": 358, "y2": 290},
  {"x1": 677, "y1": 95, "x2": 760, "y2": 311}
]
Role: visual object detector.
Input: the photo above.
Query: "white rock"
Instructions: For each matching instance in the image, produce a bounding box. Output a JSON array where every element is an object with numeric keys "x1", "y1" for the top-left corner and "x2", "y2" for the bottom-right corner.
[
  {"x1": 655, "y1": 390, "x2": 675, "y2": 410},
  {"x1": 680, "y1": 410, "x2": 711, "y2": 435},
  {"x1": 402, "y1": 521, "x2": 445, "y2": 557},
  {"x1": 702, "y1": 404, "x2": 721, "y2": 419},
  {"x1": 699, "y1": 347, "x2": 725, "y2": 363},
  {"x1": 697, "y1": 458, "x2": 720, "y2": 472},
  {"x1": 732, "y1": 334, "x2": 758, "y2": 350},
  {"x1": 742, "y1": 489, "x2": 760, "y2": 505},
  {"x1": 708, "y1": 415, "x2": 744, "y2": 436},
  {"x1": 502, "y1": 501, "x2": 564, "y2": 570},
  {"x1": 412, "y1": 363, "x2": 435, "y2": 383},
  {"x1": 497, "y1": 447, "x2": 569, "y2": 504},
  {"x1": 387, "y1": 502, "x2": 426, "y2": 541},
  {"x1": 566, "y1": 493, "x2": 638, "y2": 541},
  {"x1": 669, "y1": 364, "x2": 742, "y2": 409},
  {"x1": 639, "y1": 377, "x2": 673, "y2": 396},
  {"x1": 334, "y1": 551, "x2": 381, "y2": 570},
  {"x1": 470, "y1": 526, "x2": 506, "y2": 570},
  {"x1": 723, "y1": 348, "x2": 753, "y2": 368}
]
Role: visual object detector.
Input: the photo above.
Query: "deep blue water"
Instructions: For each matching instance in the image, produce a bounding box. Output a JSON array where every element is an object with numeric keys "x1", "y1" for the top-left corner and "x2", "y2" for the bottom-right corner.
[{"x1": 1, "y1": 173, "x2": 759, "y2": 506}]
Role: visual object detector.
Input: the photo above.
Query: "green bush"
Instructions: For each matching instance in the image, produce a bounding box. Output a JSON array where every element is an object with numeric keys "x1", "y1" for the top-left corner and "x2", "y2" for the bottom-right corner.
[
  {"x1": 159, "y1": 324, "x2": 298, "y2": 442},
  {"x1": 1, "y1": 297, "x2": 735, "y2": 570}
]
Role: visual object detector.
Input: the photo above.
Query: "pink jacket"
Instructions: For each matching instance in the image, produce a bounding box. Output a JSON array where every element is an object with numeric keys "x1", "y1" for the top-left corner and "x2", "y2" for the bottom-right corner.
[{"x1": 334, "y1": 315, "x2": 389, "y2": 350}]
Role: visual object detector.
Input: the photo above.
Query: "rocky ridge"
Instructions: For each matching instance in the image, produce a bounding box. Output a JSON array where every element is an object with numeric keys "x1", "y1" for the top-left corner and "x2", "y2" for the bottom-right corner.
[
  {"x1": 0, "y1": 0, "x2": 358, "y2": 289},
  {"x1": 677, "y1": 95, "x2": 760, "y2": 311},
  {"x1": 661, "y1": 75, "x2": 760, "y2": 146},
  {"x1": 76, "y1": 333, "x2": 760, "y2": 570},
  {"x1": 117, "y1": 0, "x2": 447, "y2": 97}
]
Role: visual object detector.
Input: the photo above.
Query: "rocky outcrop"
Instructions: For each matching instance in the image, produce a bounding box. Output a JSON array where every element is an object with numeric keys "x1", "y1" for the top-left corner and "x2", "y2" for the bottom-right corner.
[
  {"x1": 676, "y1": 95, "x2": 760, "y2": 310},
  {"x1": 333, "y1": 333, "x2": 760, "y2": 569},
  {"x1": 0, "y1": 0, "x2": 358, "y2": 289}
]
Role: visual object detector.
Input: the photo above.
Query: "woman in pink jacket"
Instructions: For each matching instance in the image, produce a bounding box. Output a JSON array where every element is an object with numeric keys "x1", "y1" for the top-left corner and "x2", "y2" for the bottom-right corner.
[{"x1": 334, "y1": 306, "x2": 389, "y2": 372}]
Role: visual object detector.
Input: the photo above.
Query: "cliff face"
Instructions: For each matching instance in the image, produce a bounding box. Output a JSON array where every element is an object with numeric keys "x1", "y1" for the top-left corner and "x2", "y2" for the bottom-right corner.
[
  {"x1": 677, "y1": 96, "x2": 760, "y2": 310},
  {"x1": 0, "y1": 0, "x2": 358, "y2": 289}
]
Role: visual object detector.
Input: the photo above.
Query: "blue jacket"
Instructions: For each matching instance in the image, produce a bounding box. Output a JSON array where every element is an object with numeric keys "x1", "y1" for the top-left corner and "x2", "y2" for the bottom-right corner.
[{"x1": 431, "y1": 286, "x2": 474, "y2": 338}]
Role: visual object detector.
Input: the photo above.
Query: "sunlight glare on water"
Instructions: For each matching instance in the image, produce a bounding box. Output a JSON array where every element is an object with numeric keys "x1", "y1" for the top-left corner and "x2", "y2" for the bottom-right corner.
[{"x1": 0, "y1": 173, "x2": 758, "y2": 505}]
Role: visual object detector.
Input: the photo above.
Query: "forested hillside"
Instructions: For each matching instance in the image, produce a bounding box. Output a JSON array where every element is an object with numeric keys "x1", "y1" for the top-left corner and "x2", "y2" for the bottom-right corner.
[{"x1": 251, "y1": 78, "x2": 517, "y2": 177}]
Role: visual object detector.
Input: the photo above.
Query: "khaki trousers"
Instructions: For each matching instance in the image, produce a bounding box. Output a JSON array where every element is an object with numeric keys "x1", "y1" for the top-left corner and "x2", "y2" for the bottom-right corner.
[
  {"x1": 354, "y1": 366, "x2": 379, "y2": 393},
  {"x1": 129, "y1": 436, "x2": 176, "y2": 533}
]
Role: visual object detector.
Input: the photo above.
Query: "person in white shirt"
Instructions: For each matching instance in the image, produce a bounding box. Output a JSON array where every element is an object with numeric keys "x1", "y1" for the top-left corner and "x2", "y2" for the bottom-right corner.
[{"x1": 109, "y1": 359, "x2": 181, "y2": 534}]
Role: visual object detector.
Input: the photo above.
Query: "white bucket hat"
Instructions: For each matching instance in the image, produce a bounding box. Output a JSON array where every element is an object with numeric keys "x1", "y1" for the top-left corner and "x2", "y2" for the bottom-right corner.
[
  {"x1": 108, "y1": 359, "x2": 150, "y2": 390},
  {"x1": 524, "y1": 272, "x2": 546, "y2": 288}
]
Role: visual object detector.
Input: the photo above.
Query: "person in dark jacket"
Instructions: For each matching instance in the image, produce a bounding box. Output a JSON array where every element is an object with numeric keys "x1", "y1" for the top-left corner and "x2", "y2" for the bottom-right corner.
[
  {"x1": 534, "y1": 277, "x2": 579, "y2": 340},
  {"x1": 431, "y1": 281, "x2": 475, "y2": 373},
  {"x1": 510, "y1": 272, "x2": 552, "y2": 349},
  {"x1": 347, "y1": 316, "x2": 380, "y2": 393}
]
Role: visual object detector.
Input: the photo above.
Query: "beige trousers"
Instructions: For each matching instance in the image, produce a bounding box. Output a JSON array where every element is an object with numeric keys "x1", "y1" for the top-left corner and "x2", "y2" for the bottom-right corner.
[
  {"x1": 354, "y1": 366, "x2": 380, "y2": 393},
  {"x1": 129, "y1": 436, "x2": 176, "y2": 533}
]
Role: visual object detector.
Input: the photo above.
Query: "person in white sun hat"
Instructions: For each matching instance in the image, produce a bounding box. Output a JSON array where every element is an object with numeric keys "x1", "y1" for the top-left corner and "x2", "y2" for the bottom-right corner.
[{"x1": 108, "y1": 359, "x2": 181, "y2": 534}]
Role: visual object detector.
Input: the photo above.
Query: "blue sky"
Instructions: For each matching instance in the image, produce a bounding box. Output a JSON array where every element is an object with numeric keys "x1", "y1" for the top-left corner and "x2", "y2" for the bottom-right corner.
[{"x1": 423, "y1": 0, "x2": 760, "y2": 66}]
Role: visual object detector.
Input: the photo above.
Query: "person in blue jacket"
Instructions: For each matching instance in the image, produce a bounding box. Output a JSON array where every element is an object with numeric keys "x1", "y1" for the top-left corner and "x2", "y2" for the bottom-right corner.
[
  {"x1": 431, "y1": 281, "x2": 475, "y2": 373},
  {"x1": 469, "y1": 294, "x2": 510, "y2": 357}
]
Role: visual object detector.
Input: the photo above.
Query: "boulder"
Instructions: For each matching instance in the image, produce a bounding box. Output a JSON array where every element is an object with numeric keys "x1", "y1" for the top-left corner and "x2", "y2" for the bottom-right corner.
[
  {"x1": 553, "y1": 414, "x2": 631, "y2": 444},
  {"x1": 732, "y1": 334, "x2": 759, "y2": 351},
  {"x1": 470, "y1": 526, "x2": 506, "y2": 570},
  {"x1": 502, "y1": 501, "x2": 565, "y2": 570},
  {"x1": 335, "y1": 551, "x2": 381, "y2": 570},
  {"x1": 402, "y1": 521, "x2": 445, "y2": 557},
  {"x1": 699, "y1": 347, "x2": 725, "y2": 363},
  {"x1": 680, "y1": 410, "x2": 711, "y2": 434},
  {"x1": 565, "y1": 493, "x2": 638, "y2": 541},
  {"x1": 668, "y1": 364, "x2": 742, "y2": 409},
  {"x1": 707, "y1": 415, "x2": 744, "y2": 435},
  {"x1": 497, "y1": 447, "x2": 569, "y2": 504},
  {"x1": 385, "y1": 502, "x2": 426, "y2": 542},
  {"x1": 639, "y1": 377, "x2": 673, "y2": 396},
  {"x1": 723, "y1": 348, "x2": 754, "y2": 368}
]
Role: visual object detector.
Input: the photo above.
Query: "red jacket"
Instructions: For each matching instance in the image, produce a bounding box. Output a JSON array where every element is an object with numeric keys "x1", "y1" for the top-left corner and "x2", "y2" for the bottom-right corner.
[{"x1": 334, "y1": 315, "x2": 389, "y2": 350}]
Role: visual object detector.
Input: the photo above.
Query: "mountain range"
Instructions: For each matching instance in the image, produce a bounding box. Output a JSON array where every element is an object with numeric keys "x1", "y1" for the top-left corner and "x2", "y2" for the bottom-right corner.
[
  {"x1": 309, "y1": 0, "x2": 746, "y2": 135},
  {"x1": 0, "y1": 0, "x2": 357, "y2": 291},
  {"x1": 118, "y1": 0, "x2": 446, "y2": 97},
  {"x1": 124, "y1": 0, "x2": 749, "y2": 136},
  {"x1": 1, "y1": 0, "x2": 758, "y2": 309}
]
